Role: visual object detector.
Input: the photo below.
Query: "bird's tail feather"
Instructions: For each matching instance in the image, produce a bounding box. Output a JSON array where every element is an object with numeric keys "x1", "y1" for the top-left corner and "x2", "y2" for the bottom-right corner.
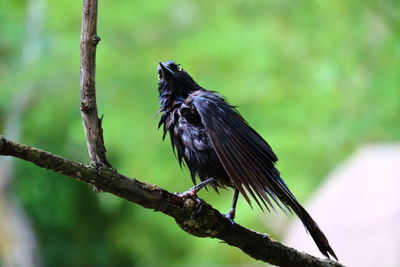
[
  {"x1": 292, "y1": 203, "x2": 338, "y2": 260},
  {"x1": 270, "y1": 175, "x2": 338, "y2": 260}
]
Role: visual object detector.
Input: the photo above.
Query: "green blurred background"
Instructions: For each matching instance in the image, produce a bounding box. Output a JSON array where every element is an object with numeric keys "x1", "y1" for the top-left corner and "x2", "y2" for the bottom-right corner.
[{"x1": 0, "y1": 0, "x2": 399, "y2": 266}]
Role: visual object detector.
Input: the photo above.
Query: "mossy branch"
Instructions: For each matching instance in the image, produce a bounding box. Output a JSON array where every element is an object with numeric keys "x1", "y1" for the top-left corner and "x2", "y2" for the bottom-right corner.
[{"x1": 0, "y1": 136, "x2": 344, "y2": 267}]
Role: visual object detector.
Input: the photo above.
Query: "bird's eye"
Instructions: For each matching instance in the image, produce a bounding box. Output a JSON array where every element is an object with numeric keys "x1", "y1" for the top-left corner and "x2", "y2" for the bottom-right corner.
[
  {"x1": 158, "y1": 74, "x2": 161, "y2": 80},
  {"x1": 177, "y1": 66, "x2": 182, "y2": 71}
]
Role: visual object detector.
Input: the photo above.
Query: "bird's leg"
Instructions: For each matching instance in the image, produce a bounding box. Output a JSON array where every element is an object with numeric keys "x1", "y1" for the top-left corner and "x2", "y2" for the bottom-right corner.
[
  {"x1": 178, "y1": 177, "x2": 215, "y2": 198},
  {"x1": 224, "y1": 189, "x2": 239, "y2": 223}
]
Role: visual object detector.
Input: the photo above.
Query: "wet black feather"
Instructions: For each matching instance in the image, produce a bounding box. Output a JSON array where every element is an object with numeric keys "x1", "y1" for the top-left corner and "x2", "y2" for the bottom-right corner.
[{"x1": 157, "y1": 61, "x2": 337, "y2": 260}]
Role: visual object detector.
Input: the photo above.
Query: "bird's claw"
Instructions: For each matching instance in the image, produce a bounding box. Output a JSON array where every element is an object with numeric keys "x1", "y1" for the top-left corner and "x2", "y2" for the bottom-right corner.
[
  {"x1": 193, "y1": 197, "x2": 203, "y2": 213},
  {"x1": 223, "y1": 208, "x2": 236, "y2": 225},
  {"x1": 175, "y1": 191, "x2": 203, "y2": 214},
  {"x1": 176, "y1": 190, "x2": 197, "y2": 199}
]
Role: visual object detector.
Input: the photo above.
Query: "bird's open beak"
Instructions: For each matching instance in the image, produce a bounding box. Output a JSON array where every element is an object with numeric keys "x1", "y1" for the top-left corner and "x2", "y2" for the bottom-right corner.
[{"x1": 158, "y1": 62, "x2": 175, "y2": 80}]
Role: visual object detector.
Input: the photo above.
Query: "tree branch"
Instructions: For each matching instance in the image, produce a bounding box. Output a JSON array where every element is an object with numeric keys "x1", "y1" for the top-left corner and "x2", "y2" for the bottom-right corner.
[
  {"x1": 0, "y1": 136, "x2": 344, "y2": 267},
  {"x1": 80, "y1": 0, "x2": 109, "y2": 166}
]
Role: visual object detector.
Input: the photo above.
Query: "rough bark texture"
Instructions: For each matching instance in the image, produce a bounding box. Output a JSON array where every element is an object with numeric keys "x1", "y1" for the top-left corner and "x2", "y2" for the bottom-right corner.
[
  {"x1": 80, "y1": 0, "x2": 109, "y2": 166},
  {"x1": 0, "y1": 136, "x2": 344, "y2": 267}
]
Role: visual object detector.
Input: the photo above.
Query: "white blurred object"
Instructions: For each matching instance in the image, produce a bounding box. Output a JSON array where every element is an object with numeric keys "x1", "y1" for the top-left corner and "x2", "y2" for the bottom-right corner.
[{"x1": 284, "y1": 144, "x2": 400, "y2": 267}]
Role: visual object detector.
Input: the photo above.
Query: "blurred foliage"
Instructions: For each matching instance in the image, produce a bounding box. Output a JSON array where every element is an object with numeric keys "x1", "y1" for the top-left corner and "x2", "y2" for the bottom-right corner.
[{"x1": 0, "y1": 0, "x2": 399, "y2": 266}]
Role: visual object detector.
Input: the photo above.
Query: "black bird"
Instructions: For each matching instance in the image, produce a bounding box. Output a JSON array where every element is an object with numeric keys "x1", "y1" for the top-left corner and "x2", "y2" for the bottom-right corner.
[{"x1": 157, "y1": 60, "x2": 337, "y2": 260}]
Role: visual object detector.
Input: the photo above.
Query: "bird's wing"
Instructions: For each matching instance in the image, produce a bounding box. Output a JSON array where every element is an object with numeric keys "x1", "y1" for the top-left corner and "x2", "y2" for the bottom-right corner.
[
  {"x1": 188, "y1": 90, "x2": 338, "y2": 259},
  {"x1": 189, "y1": 90, "x2": 296, "y2": 212}
]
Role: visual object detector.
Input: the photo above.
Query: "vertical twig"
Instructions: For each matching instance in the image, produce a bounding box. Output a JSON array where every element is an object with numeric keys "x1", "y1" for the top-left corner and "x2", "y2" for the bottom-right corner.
[{"x1": 80, "y1": 0, "x2": 110, "y2": 166}]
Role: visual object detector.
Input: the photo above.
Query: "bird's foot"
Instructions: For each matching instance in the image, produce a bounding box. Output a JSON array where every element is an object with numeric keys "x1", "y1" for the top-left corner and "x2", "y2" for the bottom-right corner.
[
  {"x1": 176, "y1": 189, "x2": 197, "y2": 199},
  {"x1": 193, "y1": 197, "x2": 204, "y2": 214},
  {"x1": 175, "y1": 178, "x2": 216, "y2": 213},
  {"x1": 222, "y1": 208, "x2": 236, "y2": 225},
  {"x1": 175, "y1": 190, "x2": 203, "y2": 214}
]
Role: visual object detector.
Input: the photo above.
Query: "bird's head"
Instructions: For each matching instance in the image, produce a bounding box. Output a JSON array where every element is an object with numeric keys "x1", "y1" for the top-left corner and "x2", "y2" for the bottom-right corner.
[{"x1": 158, "y1": 61, "x2": 199, "y2": 101}]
